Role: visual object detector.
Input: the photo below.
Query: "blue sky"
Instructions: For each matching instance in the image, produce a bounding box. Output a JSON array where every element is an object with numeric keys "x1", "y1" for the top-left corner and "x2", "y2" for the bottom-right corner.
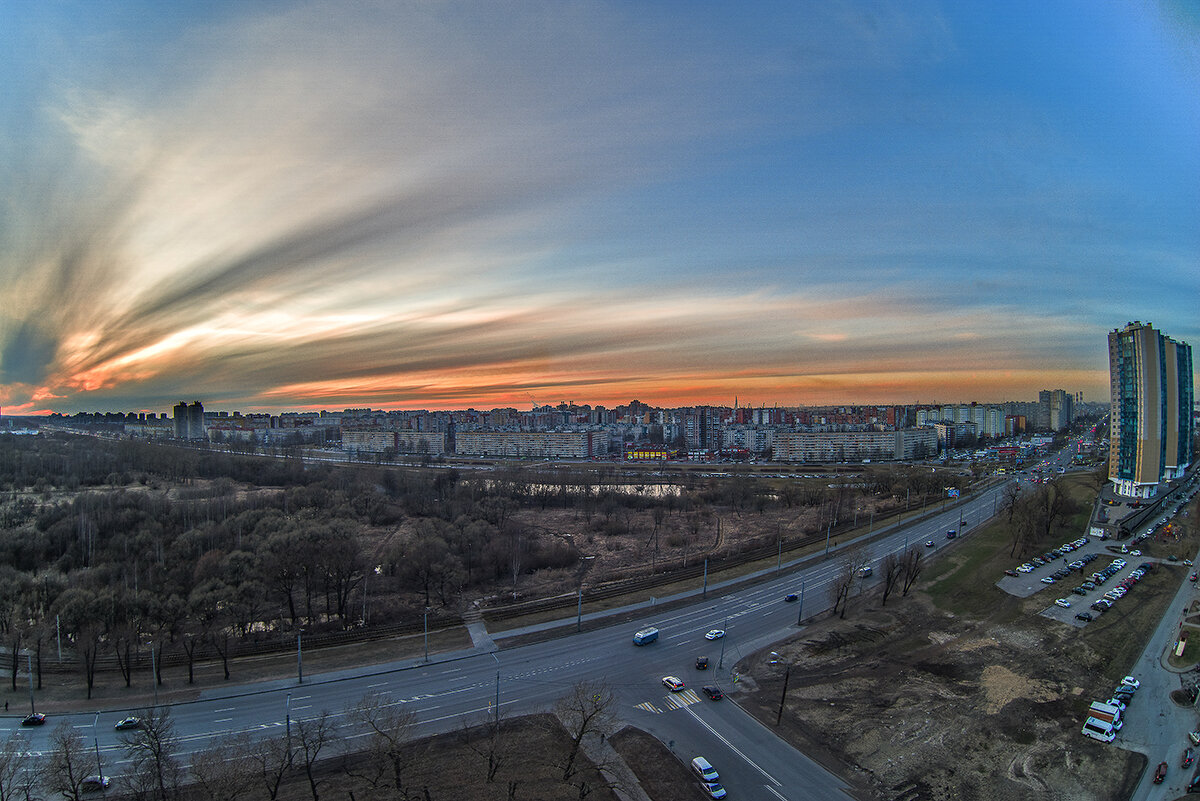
[{"x1": 1, "y1": 1, "x2": 1196, "y2": 414}]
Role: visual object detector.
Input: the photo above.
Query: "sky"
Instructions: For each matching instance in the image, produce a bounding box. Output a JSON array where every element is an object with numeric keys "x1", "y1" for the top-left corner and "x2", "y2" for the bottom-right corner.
[{"x1": 1, "y1": 1, "x2": 1198, "y2": 415}]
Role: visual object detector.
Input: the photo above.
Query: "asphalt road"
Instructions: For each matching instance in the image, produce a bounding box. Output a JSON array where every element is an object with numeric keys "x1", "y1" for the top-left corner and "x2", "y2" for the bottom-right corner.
[{"x1": 3, "y1": 479, "x2": 1017, "y2": 800}]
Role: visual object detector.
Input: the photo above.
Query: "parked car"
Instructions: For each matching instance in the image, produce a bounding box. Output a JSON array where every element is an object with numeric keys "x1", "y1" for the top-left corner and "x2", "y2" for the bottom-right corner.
[
  {"x1": 1075, "y1": 612, "x2": 1092, "y2": 621},
  {"x1": 1183, "y1": 747, "x2": 1193, "y2": 769},
  {"x1": 1153, "y1": 761, "x2": 1168, "y2": 783},
  {"x1": 1054, "y1": 599, "x2": 1072, "y2": 608},
  {"x1": 1120, "y1": 676, "x2": 1140, "y2": 691}
]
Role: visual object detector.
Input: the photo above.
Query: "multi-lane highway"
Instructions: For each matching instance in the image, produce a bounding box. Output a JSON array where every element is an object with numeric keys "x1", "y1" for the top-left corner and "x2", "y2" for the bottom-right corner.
[{"x1": 6, "y1": 479, "x2": 1016, "y2": 800}]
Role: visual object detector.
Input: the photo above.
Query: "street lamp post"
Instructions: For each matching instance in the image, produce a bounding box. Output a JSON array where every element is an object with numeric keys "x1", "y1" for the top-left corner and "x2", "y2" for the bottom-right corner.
[
  {"x1": 717, "y1": 617, "x2": 729, "y2": 670},
  {"x1": 286, "y1": 693, "x2": 292, "y2": 756},
  {"x1": 297, "y1": 631, "x2": 303, "y2": 684},
  {"x1": 146, "y1": 642, "x2": 158, "y2": 708},
  {"x1": 27, "y1": 652, "x2": 34, "y2": 714},
  {"x1": 423, "y1": 610, "x2": 430, "y2": 662},
  {"x1": 93, "y1": 712, "x2": 103, "y2": 783},
  {"x1": 797, "y1": 578, "x2": 805, "y2": 626}
]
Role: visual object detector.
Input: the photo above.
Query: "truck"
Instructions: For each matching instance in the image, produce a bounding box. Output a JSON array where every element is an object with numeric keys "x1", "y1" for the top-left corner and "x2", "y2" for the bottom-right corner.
[
  {"x1": 1088, "y1": 701, "x2": 1123, "y2": 730},
  {"x1": 632, "y1": 627, "x2": 659, "y2": 646}
]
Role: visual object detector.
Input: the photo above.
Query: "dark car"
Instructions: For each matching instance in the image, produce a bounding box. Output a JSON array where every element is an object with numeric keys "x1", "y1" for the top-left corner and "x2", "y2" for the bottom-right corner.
[
  {"x1": 784, "y1": 593, "x2": 798, "y2": 602},
  {"x1": 702, "y1": 686, "x2": 723, "y2": 700},
  {"x1": 1184, "y1": 747, "x2": 1194, "y2": 769},
  {"x1": 1154, "y1": 761, "x2": 1168, "y2": 784},
  {"x1": 1189, "y1": 768, "x2": 1200, "y2": 793},
  {"x1": 1004, "y1": 570, "x2": 1018, "y2": 577},
  {"x1": 21, "y1": 713, "x2": 45, "y2": 727},
  {"x1": 696, "y1": 656, "x2": 709, "y2": 670},
  {"x1": 115, "y1": 716, "x2": 141, "y2": 730},
  {"x1": 1075, "y1": 612, "x2": 1092, "y2": 621},
  {"x1": 946, "y1": 530, "x2": 957, "y2": 539}
]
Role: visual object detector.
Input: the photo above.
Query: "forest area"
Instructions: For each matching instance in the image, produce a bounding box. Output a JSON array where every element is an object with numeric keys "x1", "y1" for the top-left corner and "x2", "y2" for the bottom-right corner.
[{"x1": 0, "y1": 432, "x2": 970, "y2": 696}]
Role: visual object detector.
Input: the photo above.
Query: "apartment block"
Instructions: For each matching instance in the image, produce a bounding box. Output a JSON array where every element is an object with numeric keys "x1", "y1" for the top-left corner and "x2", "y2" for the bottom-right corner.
[{"x1": 1108, "y1": 321, "x2": 1194, "y2": 498}]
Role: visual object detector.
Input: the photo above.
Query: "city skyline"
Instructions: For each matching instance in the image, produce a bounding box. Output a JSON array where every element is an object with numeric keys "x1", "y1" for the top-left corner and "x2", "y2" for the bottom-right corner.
[{"x1": 2, "y1": 2, "x2": 1198, "y2": 415}]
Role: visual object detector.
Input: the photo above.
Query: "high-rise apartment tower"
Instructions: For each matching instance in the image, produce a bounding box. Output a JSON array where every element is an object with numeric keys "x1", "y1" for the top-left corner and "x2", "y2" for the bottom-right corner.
[{"x1": 1108, "y1": 322, "x2": 1193, "y2": 498}]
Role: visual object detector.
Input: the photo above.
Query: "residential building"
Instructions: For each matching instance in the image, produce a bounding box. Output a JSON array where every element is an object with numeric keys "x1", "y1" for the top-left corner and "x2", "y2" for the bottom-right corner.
[{"x1": 1108, "y1": 322, "x2": 1194, "y2": 498}]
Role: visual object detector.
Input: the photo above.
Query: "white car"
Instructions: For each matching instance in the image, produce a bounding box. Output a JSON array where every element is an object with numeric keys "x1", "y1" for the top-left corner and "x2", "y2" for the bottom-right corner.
[
  {"x1": 1054, "y1": 598, "x2": 1071, "y2": 608},
  {"x1": 662, "y1": 676, "x2": 685, "y2": 691},
  {"x1": 1040, "y1": 577, "x2": 1056, "y2": 584},
  {"x1": 1120, "y1": 676, "x2": 1140, "y2": 691},
  {"x1": 1017, "y1": 565, "x2": 1033, "y2": 573},
  {"x1": 704, "y1": 629, "x2": 725, "y2": 641}
]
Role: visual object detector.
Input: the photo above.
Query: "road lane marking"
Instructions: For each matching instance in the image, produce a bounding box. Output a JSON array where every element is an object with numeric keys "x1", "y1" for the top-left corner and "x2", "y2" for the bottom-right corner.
[
  {"x1": 764, "y1": 786, "x2": 788, "y2": 801},
  {"x1": 634, "y1": 702, "x2": 662, "y2": 714},
  {"x1": 215, "y1": 718, "x2": 232, "y2": 723},
  {"x1": 214, "y1": 707, "x2": 235, "y2": 713},
  {"x1": 683, "y1": 706, "x2": 781, "y2": 787}
]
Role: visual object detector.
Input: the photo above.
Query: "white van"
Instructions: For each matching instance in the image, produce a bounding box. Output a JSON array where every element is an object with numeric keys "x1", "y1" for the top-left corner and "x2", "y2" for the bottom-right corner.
[
  {"x1": 1081, "y1": 717, "x2": 1116, "y2": 743},
  {"x1": 691, "y1": 757, "x2": 719, "y2": 783}
]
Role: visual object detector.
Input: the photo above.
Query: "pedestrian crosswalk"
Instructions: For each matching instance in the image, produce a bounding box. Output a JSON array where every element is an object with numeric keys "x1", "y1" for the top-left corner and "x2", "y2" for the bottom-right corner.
[
  {"x1": 635, "y1": 688, "x2": 702, "y2": 714},
  {"x1": 664, "y1": 689, "x2": 701, "y2": 709}
]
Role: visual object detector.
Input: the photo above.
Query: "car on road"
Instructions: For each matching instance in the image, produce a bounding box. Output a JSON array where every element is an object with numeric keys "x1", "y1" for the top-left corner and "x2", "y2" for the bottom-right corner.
[
  {"x1": 925, "y1": 540, "x2": 935, "y2": 548},
  {"x1": 1054, "y1": 598, "x2": 1071, "y2": 608},
  {"x1": 81, "y1": 776, "x2": 111, "y2": 793},
  {"x1": 699, "y1": 781, "x2": 727, "y2": 799},
  {"x1": 662, "y1": 676, "x2": 685, "y2": 692},
  {"x1": 702, "y1": 685, "x2": 723, "y2": 700},
  {"x1": 696, "y1": 657, "x2": 709, "y2": 670},
  {"x1": 21, "y1": 713, "x2": 45, "y2": 727},
  {"x1": 1153, "y1": 761, "x2": 1168, "y2": 783},
  {"x1": 784, "y1": 593, "x2": 798, "y2": 602},
  {"x1": 704, "y1": 629, "x2": 725, "y2": 640},
  {"x1": 946, "y1": 530, "x2": 957, "y2": 539},
  {"x1": 115, "y1": 716, "x2": 141, "y2": 731}
]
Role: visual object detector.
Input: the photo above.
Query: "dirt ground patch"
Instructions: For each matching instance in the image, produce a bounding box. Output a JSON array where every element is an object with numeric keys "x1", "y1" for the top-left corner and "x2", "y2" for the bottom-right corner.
[
  {"x1": 731, "y1": 596, "x2": 1143, "y2": 800},
  {"x1": 609, "y1": 726, "x2": 697, "y2": 801}
]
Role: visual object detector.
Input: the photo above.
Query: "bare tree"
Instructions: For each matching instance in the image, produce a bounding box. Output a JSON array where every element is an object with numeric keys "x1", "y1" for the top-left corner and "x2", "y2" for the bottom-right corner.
[
  {"x1": 120, "y1": 706, "x2": 183, "y2": 801},
  {"x1": 0, "y1": 731, "x2": 37, "y2": 801},
  {"x1": 901, "y1": 547, "x2": 925, "y2": 596},
  {"x1": 189, "y1": 733, "x2": 256, "y2": 801},
  {"x1": 880, "y1": 551, "x2": 903, "y2": 606},
  {"x1": 348, "y1": 693, "x2": 418, "y2": 795},
  {"x1": 42, "y1": 721, "x2": 89, "y2": 801},
  {"x1": 248, "y1": 735, "x2": 292, "y2": 801},
  {"x1": 553, "y1": 681, "x2": 616, "y2": 784},
  {"x1": 293, "y1": 711, "x2": 336, "y2": 801}
]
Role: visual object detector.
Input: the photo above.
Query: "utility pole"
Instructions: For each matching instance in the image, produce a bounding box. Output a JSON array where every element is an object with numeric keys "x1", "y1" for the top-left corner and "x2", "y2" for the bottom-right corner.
[
  {"x1": 423, "y1": 610, "x2": 430, "y2": 662},
  {"x1": 576, "y1": 586, "x2": 583, "y2": 633},
  {"x1": 296, "y1": 631, "x2": 303, "y2": 684},
  {"x1": 702, "y1": 558, "x2": 708, "y2": 599},
  {"x1": 27, "y1": 652, "x2": 34, "y2": 714},
  {"x1": 776, "y1": 665, "x2": 791, "y2": 726}
]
